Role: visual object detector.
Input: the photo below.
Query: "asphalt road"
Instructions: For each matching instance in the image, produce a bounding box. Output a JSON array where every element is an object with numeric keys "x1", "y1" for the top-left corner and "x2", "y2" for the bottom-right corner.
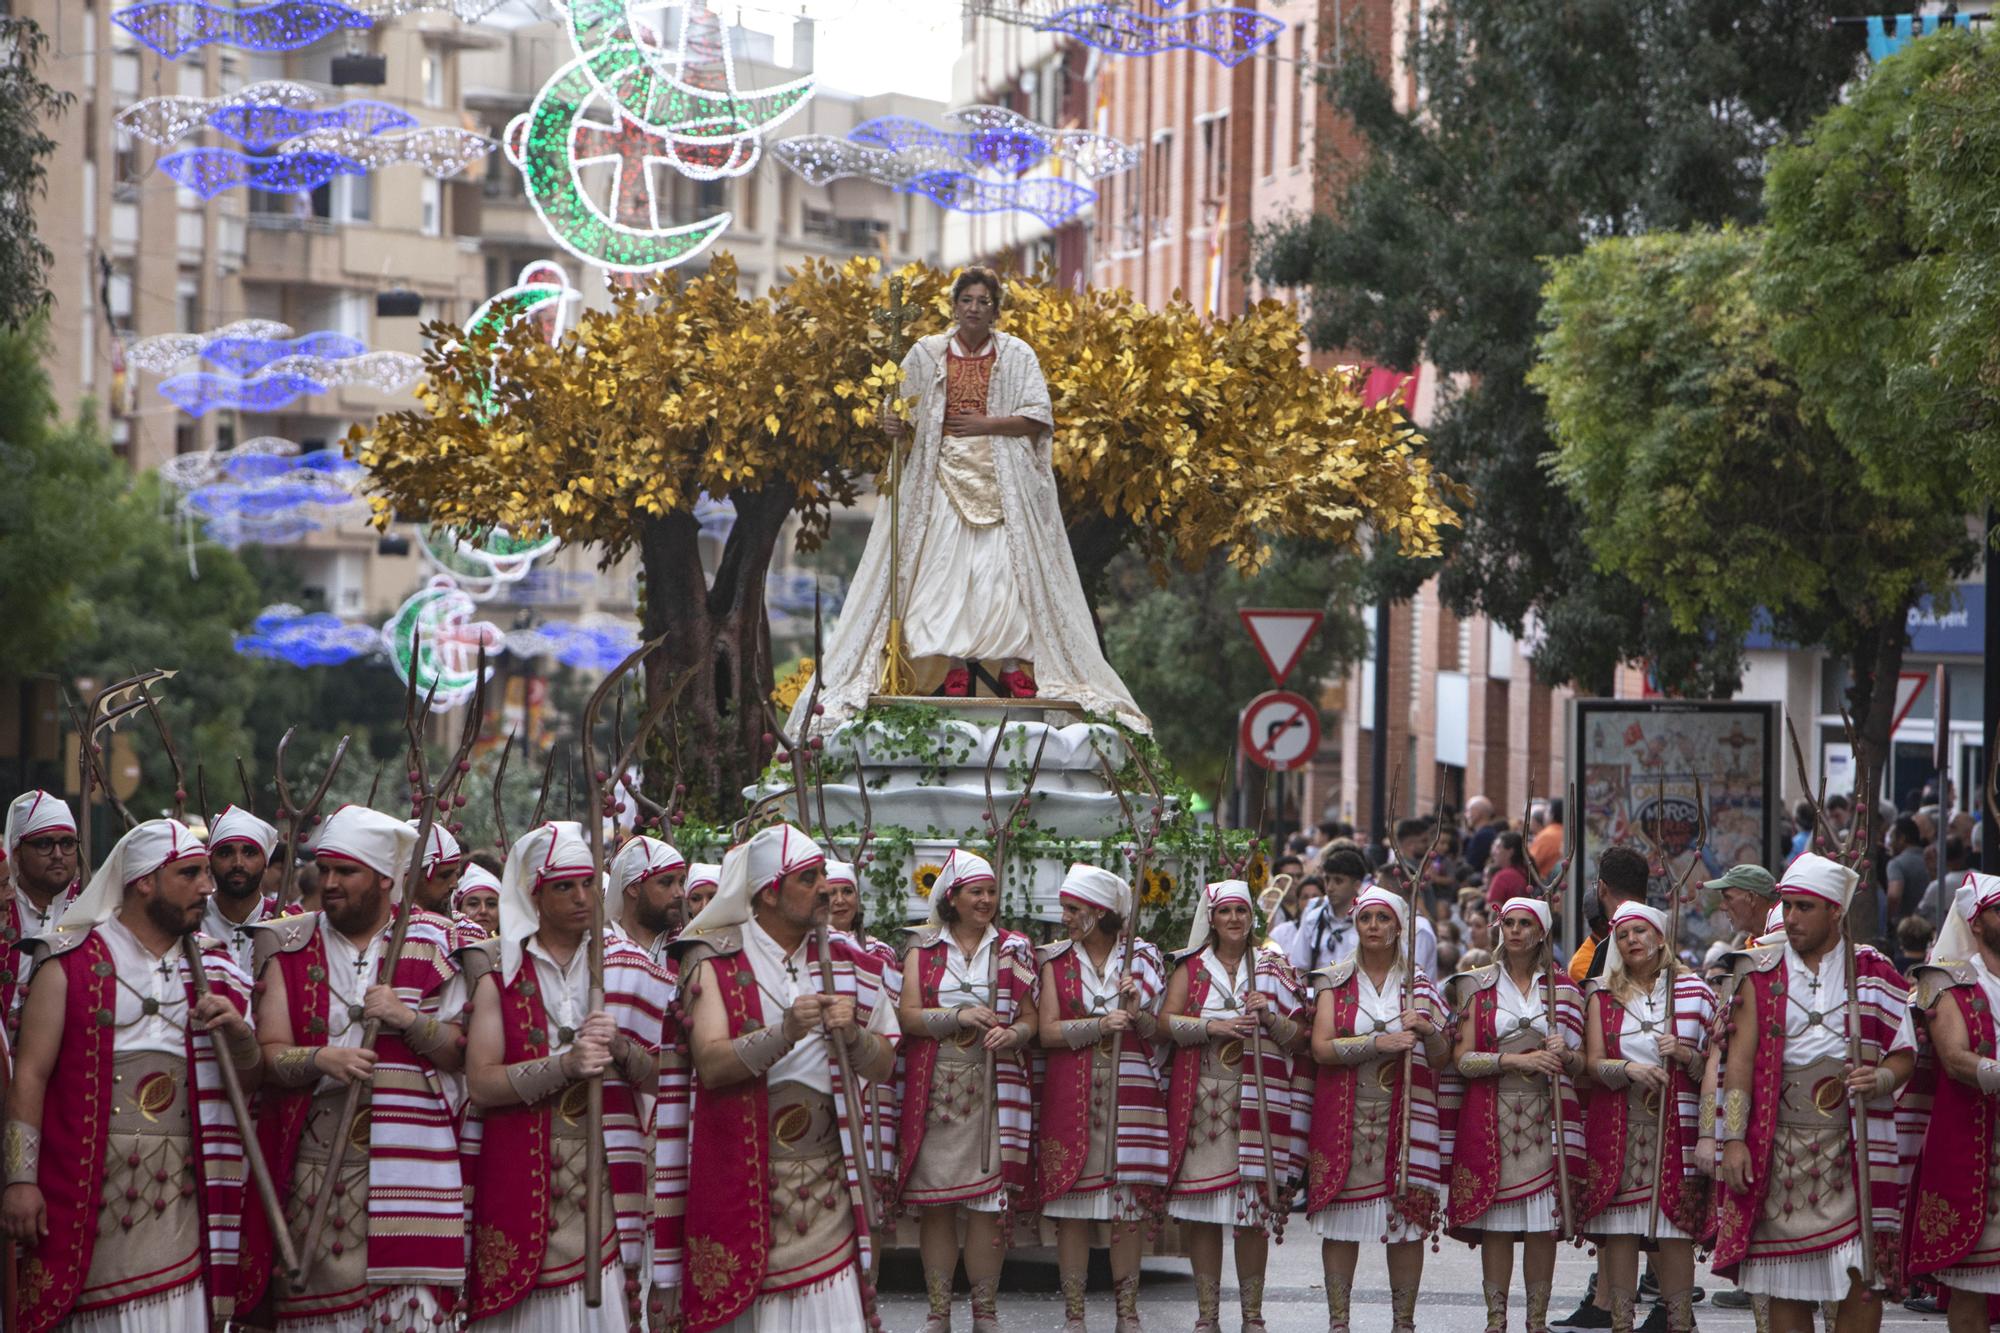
[{"x1": 874, "y1": 1236, "x2": 1950, "y2": 1330}]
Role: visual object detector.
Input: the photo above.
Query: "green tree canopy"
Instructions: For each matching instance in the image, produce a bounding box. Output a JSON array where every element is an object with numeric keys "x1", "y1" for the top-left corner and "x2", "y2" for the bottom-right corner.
[
  {"x1": 1533, "y1": 227, "x2": 1975, "y2": 782},
  {"x1": 1255, "y1": 0, "x2": 1860, "y2": 695}
]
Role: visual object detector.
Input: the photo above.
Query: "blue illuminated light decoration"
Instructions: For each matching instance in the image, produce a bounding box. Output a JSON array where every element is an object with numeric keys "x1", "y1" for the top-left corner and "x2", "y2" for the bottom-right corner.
[
  {"x1": 177, "y1": 452, "x2": 365, "y2": 549},
  {"x1": 158, "y1": 128, "x2": 491, "y2": 198},
  {"x1": 236, "y1": 605, "x2": 382, "y2": 666},
  {"x1": 203, "y1": 331, "x2": 368, "y2": 374},
  {"x1": 159, "y1": 146, "x2": 362, "y2": 197},
  {"x1": 204, "y1": 98, "x2": 415, "y2": 151},
  {"x1": 128, "y1": 319, "x2": 292, "y2": 374},
  {"x1": 159, "y1": 369, "x2": 328, "y2": 416},
  {"x1": 770, "y1": 137, "x2": 940, "y2": 189},
  {"x1": 946, "y1": 106, "x2": 1139, "y2": 178},
  {"x1": 849, "y1": 116, "x2": 1046, "y2": 176},
  {"x1": 118, "y1": 81, "x2": 321, "y2": 146},
  {"x1": 1037, "y1": 5, "x2": 1285, "y2": 67},
  {"x1": 503, "y1": 619, "x2": 641, "y2": 671},
  {"x1": 110, "y1": 0, "x2": 373, "y2": 60},
  {"x1": 903, "y1": 170, "x2": 1097, "y2": 228}
]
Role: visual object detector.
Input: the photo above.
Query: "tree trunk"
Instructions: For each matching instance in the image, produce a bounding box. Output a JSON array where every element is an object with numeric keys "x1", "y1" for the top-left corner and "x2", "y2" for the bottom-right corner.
[
  {"x1": 1841, "y1": 608, "x2": 1909, "y2": 837},
  {"x1": 637, "y1": 484, "x2": 797, "y2": 823}
]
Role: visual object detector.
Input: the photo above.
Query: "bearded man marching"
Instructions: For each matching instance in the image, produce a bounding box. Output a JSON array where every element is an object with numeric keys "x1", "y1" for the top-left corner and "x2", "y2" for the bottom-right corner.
[
  {"x1": 896, "y1": 849, "x2": 1039, "y2": 1333},
  {"x1": 608, "y1": 833, "x2": 687, "y2": 971},
  {"x1": 1, "y1": 818, "x2": 256, "y2": 1333},
  {"x1": 1900, "y1": 871, "x2": 2000, "y2": 1331},
  {"x1": 204, "y1": 804, "x2": 285, "y2": 977},
  {"x1": 461, "y1": 820, "x2": 679, "y2": 1331},
  {"x1": 1162, "y1": 879, "x2": 1308, "y2": 1333},
  {"x1": 238, "y1": 804, "x2": 468, "y2": 1332},
  {"x1": 1711, "y1": 853, "x2": 1916, "y2": 1333},
  {"x1": 674, "y1": 822, "x2": 900, "y2": 1333}
]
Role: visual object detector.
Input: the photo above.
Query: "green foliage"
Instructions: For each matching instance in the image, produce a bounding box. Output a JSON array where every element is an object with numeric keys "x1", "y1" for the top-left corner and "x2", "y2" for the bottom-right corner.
[
  {"x1": 1761, "y1": 28, "x2": 2000, "y2": 503},
  {"x1": 1254, "y1": 0, "x2": 1859, "y2": 694},
  {"x1": 0, "y1": 327, "x2": 124, "y2": 674},
  {"x1": 1534, "y1": 228, "x2": 1973, "y2": 679},
  {"x1": 0, "y1": 19, "x2": 68, "y2": 331},
  {"x1": 1098, "y1": 541, "x2": 1367, "y2": 796}
]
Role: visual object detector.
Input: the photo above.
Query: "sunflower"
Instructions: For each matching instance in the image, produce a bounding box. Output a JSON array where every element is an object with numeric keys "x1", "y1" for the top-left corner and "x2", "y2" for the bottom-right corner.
[
  {"x1": 1142, "y1": 865, "x2": 1175, "y2": 908},
  {"x1": 770, "y1": 657, "x2": 816, "y2": 711},
  {"x1": 1245, "y1": 848, "x2": 1268, "y2": 894},
  {"x1": 912, "y1": 862, "x2": 943, "y2": 898}
]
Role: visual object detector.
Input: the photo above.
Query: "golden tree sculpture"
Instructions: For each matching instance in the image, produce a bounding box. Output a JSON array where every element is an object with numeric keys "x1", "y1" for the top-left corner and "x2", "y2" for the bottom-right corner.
[{"x1": 351, "y1": 254, "x2": 1458, "y2": 817}]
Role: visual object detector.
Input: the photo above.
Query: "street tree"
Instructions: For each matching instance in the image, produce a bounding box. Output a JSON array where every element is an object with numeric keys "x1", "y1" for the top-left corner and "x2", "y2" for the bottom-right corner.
[
  {"x1": 353, "y1": 255, "x2": 1456, "y2": 817},
  {"x1": 1533, "y1": 227, "x2": 1976, "y2": 785},
  {"x1": 0, "y1": 19, "x2": 69, "y2": 330},
  {"x1": 1254, "y1": 0, "x2": 1860, "y2": 696}
]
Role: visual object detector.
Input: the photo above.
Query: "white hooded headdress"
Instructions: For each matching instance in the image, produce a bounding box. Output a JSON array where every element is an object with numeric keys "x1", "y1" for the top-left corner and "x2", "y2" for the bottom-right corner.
[
  {"x1": 682, "y1": 823, "x2": 824, "y2": 941},
  {"x1": 208, "y1": 804, "x2": 279, "y2": 859},
  {"x1": 498, "y1": 820, "x2": 595, "y2": 980},
  {"x1": 58, "y1": 818, "x2": 205, "y2": 931},
  {"x1": 1183, "y1": 878, "x2": 1253, "y2": 954},
  {"x1": 924, "y1": 848, "x2": 996, "y2": 928}
]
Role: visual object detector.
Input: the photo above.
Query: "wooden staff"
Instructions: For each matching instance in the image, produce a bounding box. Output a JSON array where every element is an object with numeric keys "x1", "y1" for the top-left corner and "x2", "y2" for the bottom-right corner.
[
  {"x1": 1523, "y1": 780, "x2": 1579, "y2": 1236},
  {"x1": 1097, "y1": 748, "x2": 1165, "y2": 1200},
  {"x1": 295, "y1": 650, "x2": 484, "y2": 1283},
  {"x1": 978, "y1": 716, "x2": 1048, "y2": 1174},
  {"x1": 578, "y1": 638, "x2": 670, "y2": 1308},
  {"x1": 273, "y1": 728, "x2": 351, "y2": 908},
  {"x1": 1785, "y1": 715, "x2": 1877, "y2": 1286},
  {"x1": 1632, "y1": 775, "x2": 1708, "y2": 1241},
  {"x1": 1391, "y1": 802, "x2": 1443, "y2": 1195},
  {"x1": 816, "y1": 920, "x2": 882, "y2": 1232},
  {"x1": 121, "y1": 685, "x2": 302, "y2": 1276}
]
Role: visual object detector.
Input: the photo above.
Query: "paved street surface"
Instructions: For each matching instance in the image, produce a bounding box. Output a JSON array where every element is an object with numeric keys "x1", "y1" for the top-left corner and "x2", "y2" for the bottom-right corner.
[{"x1": 876, "y1": 1236, "x2": 1948, "y2": 1330}]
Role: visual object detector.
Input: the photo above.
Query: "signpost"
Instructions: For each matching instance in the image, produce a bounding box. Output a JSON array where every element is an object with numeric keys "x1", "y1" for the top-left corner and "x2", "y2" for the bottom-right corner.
[
  {"x1": 1240, "y1": 690, "x2": 1320, "y2": 771},
  {"x1": 1239, "y1": 608, "x2": 1324, "y2": 687}
]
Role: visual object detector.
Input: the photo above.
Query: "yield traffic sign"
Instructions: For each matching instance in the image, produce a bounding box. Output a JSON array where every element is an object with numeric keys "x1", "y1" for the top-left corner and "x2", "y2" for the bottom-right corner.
[
  {"x1": 1240, "y1": 690, "x2": 1321, "y2": 771},
  {"x1": 1239, "y1": 609, "x2": 1323, "y2": 686}
]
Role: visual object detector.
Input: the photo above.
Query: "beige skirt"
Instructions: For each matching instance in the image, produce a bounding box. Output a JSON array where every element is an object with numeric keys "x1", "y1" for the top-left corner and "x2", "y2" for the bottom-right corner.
[
  {"x1": 904, "y1": 1035, "x2": 1002, "y2": 1210},
  {"x1": 75, "y1": 1051, "x2": 204, "y2": 1312},
  {"x1": 763, "y1": 1083, "x2": 858, "y2": 1295},
  {"x1": 1739, "y1": 1055, "x2": 1863, "y2": 1302}
]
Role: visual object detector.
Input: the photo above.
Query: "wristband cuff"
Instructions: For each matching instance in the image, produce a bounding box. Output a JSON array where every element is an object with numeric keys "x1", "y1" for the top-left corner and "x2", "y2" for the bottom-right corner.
[
  {"x1": 1168, "y1": 1015, "x2": 1209, "y2": 1047},
  {"x1": 1458, "y1": 1050, "x2": 1502, "y2": 1078},
  {"x1": 4, "y1": 1121, "x2": 39, "y2": 1188},
  {"x1": 506, "y1": 1055, "x2": 571, "y2": 1104},
  {"x1": 268, "y1": 1045, "x2": 321, "y2": 1089},
  {"x1": 1979, "y1": 1058, "x2": 2000, "y2": 1097},
  {"x1": 1595, "y1": 1059, "x2": 1631, "y2": 1090},
  {"x1": 922, "y1": 1009, "x2": 962, "y2": 1040},
  {"x1": 1064, "y1": 1018, "x2": 1103, "y2": 1049},
  {"x1": 1716, "y1": 1088, "x2": 1751, "y2": 1142},
  {"x1": 1330, "y1": 1034, "x2": 1378, "y2": 1066},
  {"x1": 732, "y1": 1024, "x2": 795, "y2": 1077},
  {"x1": 1698, "y1": 1089, "x2": 1717, "y2": 1137}
]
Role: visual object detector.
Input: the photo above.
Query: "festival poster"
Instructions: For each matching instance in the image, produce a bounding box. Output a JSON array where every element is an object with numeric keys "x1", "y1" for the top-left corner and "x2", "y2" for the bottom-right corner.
[{"x1": 1566, "y1": 700, "x2": 1782, "y2": 956}]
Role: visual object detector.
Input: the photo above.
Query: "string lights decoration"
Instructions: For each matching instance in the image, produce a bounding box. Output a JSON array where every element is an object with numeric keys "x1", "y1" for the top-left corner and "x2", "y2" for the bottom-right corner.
[
  {"x1": 110, "y1": 0, "x2": 373, "y2": 61},
  {"x1": 502, "y1": 618, "x2": 641, "y2": 671},
  {"x1": 947, "y1": 105, "x2": 1139, "y2": 178},
  {"x1": 501, "y1": 0, "x2": 818, "y2": 278},
  {"x1": 159, "y1": 368, "x2": 329, "y2": 416},
  {"x1": 201, "y1": 331, "x2": 367, "y2": 374},
  {"x1": 347, "y1": 0, "x2": 511, "y2": 19},
  {"x1": 117, "y1": 80, "x2": 323, "y2": 146},
  {"x1": 1036, "y1": 5, "x2": 1285, "y2": 67},
  {"x1": 174, "y1": 451, "x2": 367, "y2": 549},
  {"x1": 204, "y1": 98, "x2": 414, "y2": 150},
  {"x1": 416, "y1": 522, "x2": 563, "y2": 600},
  {"x1": 381, "y1": 578, "x2": 505, "y2": 711},
  {"x1": 129, "y1": 319, "x2": 293, "y2": 374},
  {"x1": 904, "y1": 168, "x2": 1097, "y2": 226},
  {"x1": 159, "y1": 126, "x2": 492, "y2": 198},
  {"x1": 771, "y1": 136, "x2": 943, "y2": 189},
  {"x1": 455, "y1": 261, "x2": 583, "y2": 425},
  {"x1": 236, "y1": 605, "x2": 384, "y2": 667}
]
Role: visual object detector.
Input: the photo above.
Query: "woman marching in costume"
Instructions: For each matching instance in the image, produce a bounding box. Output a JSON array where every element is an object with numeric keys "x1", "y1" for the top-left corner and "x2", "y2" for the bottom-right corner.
[
  {"x1": 1038, "y1": 863, "x2": 1169, "y2": 1333},
  {"x1": 1448, "y1": 896, "x2": 1586, "y2": 1333},
  {"x1": 1306, "y1": 884, "x2": 1450, "y2": 1333},
  {"x1": 896, "y1": 850, "x2": 1040, "y2": 1333},
  {"x1": 1579, "y1": 902, "x2": 1716, "y2": 1332},
  {"x1": 1160, "y1": 880, "x2": 1309, "y2": 1333}
]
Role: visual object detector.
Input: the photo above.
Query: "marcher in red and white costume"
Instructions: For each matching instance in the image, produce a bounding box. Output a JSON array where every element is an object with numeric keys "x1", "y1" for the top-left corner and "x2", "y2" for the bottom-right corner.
[
  {"x1": 674, "y1": 823, "x2": 900, "y2": 1333},
  {"x1": 684, "y1": 862, "x2": 721, "y2": 921},
  {"x1": 608, "y1": 834, "x2": 686, "y2": 972},
  {"x1": 1896, "y1": 872, "x2": 2000, "y2": 1331},
  {"x1": 203, "y1": 804, "x2": 284, "y2": 978},
  {"x1": 1307, "y1": 884, "x2": 1448, "y2": 1333},
  {"x1": 1162, "y1": 879, "x2": 1307, "y2": 1333},
  {"x1": 2, "y1": 790, "x2": 81, "y2": 1035},
  {"x1": 462, "y1": 820, "x2": 680, "y2": 1332},
  {"x1": 1712, "y1": 854, "x2": 1915, "y2": 1330},
  {"x1": 1447, "y1": 895, "x2": 1586, "y2": 1333},
  {"x1": 1037, "y1": 863, "x2": 1168, "y2": 1333},
  {"x1": 1579, "y1": 901, "x2": 1717, "y2": 1332},
  {"x1": 453, "y1": 863, "x2": 502, "y2": 939},
  {"x1": 826, "y1": 856, "x2": 903, "y2": 1213},
  {"x1": 1, "y1": 819, "x2": 254, "y2": 1333},
  {"x1": 896, "y1": 849, "x2": 1038, "y2": 1333},
  {"x1": 239, "y1": 805, "x2": 468, "y2": 1333}
]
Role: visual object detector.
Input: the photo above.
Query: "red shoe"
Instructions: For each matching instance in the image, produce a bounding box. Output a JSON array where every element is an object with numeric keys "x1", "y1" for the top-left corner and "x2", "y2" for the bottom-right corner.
[
  {"x1": 941, "y1": 667, "x2": 972, "y2": 697},
  {"x1": 1000, "y1": 668, "x2": 1038, "y2": 699}
]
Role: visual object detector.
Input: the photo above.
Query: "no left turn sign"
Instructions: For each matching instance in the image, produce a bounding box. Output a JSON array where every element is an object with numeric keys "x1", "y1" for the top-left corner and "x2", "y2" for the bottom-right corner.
[{"x1": 1240, "y1": 690, "x2": 1321, "y2": 771}]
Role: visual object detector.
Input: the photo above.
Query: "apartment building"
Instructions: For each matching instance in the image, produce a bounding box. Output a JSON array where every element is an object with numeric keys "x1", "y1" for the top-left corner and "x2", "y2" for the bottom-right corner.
[{"x1": 23, "y1": 2, "x2": 944, "y2": 634}]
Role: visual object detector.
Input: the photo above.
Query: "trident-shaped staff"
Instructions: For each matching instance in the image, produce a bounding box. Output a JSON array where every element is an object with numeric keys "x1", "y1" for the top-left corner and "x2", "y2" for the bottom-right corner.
[
  {"x1": 129, "y1": 685, "x2": 303, "y2": 1279},
  {"x1": 1629, "y1": 774, "x2": 1708, "y2": 1242},
  {"x1": 978, "y1": 713, "x2": 1050, "y2": 1174},
  {"x1": 273, "y1": 728, "x2": 350, "y2": 909},
  {"x1": 294, "y1": 642, "x2": 486, "y2": 1283},
  {"x1": 1784, "y1": 714, "x2": 1877, "y2": 1287},
  {"x1": 1378, "y1": 766, "x2": 1443, "y2": 1197},
  {"x1": 1097, "y1": 743, "x2": 1166, "y2": 1208},
  {"x1": 580, "y1": 637, "x2": 670, "y2": 1310},
  {"x1": 1528, "y1": 783, "x2": 1579, "y2": 1238},
  {"x1": 872, "y1": 272, "x2": 918, "y2": 697}
]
